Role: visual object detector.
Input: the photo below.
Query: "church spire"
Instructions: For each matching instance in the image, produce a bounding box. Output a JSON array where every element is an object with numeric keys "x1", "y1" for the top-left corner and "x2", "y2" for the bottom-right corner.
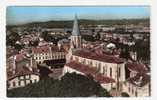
[
  {"x1": 70, "y1": 14, "x2": 82, "y2": 49},
  {"x1": 72, "y1": 14, "x2": 80, "y2": 36}
]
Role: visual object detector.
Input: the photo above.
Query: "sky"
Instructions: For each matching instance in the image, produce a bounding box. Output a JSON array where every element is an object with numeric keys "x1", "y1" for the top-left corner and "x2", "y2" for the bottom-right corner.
[{"x1": 6, "y1": 6, "x2": 150, "y2": 25}]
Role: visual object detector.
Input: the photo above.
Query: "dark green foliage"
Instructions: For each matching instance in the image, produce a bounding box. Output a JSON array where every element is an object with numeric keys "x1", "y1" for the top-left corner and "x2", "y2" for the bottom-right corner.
[
  {"x1": 14, "y1": 44, "x2": 24, "y2": 51},
  {"x1": 95, "y1": 32, "x2": 101, "y2": 40},
  {"x1": 82, "y1": 35, "x2": 95, "y2": 42},
  {"x1": 7, "y1": 73, "x2": 110, "y2": 97},
  {"x1": 134, "y1": 39, "x2": 150, "y2": 61},
  {"x1": 40, "y1": 31, "x2": 68, "y2": 44},
  {"x1": 6, "y1": 31, "x2": 20, "y2": 46},
  {"x1": 121, "y1": 92, "x2": 130, "y2": 97},
  {"x1": 119, "y1": 45, "x2": 130, "y2": 60},
  {"x1": 29, "y1": 40, "x2": 39, "y2": 47}
]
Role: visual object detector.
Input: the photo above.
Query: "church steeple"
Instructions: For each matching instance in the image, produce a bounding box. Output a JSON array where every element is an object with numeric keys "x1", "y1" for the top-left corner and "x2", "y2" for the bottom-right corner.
[
  {"x1": 72, "y1": 14, "x2": 80, "y2": 36},
  {"x1": 70, "y1": 14, "x2": 82, "y2": 49},
  {"x1": 66, "y1": 14, "x2": 82, "y2": 63}
]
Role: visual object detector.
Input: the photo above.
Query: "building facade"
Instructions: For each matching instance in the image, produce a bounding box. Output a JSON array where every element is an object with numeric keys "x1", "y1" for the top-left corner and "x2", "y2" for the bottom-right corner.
[
  {"x1": 7, "y1": 66, "x2": 39, "y2": 90},
  {"x1": 32, "y1": 45, "x2": 66, "y2": 64}
]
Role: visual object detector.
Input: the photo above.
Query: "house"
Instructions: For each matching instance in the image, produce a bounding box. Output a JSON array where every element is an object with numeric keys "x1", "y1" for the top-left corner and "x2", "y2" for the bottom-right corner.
[
  {"x1": 32, "y1": 45, "x2": 66, "y2": 64},
  {"x1": 123, "y1": 73, "x2": 150, "y2": 97},
  {"x1": 126, "y1": 62, "x2": 149, "y2": 78},
  {"x1": 7, "y1": 66, "x2": 40, "y2": 90}
]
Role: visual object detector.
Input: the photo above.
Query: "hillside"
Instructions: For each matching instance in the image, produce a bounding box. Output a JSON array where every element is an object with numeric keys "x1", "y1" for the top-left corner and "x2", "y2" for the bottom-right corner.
[{"x1": 6, "y1": 18, "x2": 150, "y2": 29}]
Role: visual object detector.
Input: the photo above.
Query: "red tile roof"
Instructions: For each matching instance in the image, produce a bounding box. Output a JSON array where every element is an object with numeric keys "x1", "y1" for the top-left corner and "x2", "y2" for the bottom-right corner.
[
  {"x1": 126, "y1": 62, "x2": 149, "y2": 73},
  {"x1": 65, "y1": 61, "x2": 115, "y2": 84},
  {"x1": 65, "y1": 61, "x2": 97, "y2": 75},
  {"x1": 7, "y1": 66, "x2": 39, "y2": 80},
  {"x1": 73, "y1": 49, "x2": 124, "y2": 64},
  {"x1": 32, "y1": 45, "x2": 65, "y2": 54},
  {"x1": 127, "y1": 73, "x2": 150, "y2": 87},
  {"x1": 51, "y1": 45, "x2": 65, "y2": 52},
  {"x1": 95, "y1": 73, "x2": 115, "y2": 83},
  {"x1": 32, "y1": 46, "x2": 51, "y2": 54}
]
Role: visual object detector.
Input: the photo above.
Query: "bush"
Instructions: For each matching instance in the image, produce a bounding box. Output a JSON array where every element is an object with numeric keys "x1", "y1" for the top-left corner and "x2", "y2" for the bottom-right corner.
[
  {"x1": 7, "y1": 73, "x2": 110, "y2": 97},
  {"x1": 121, "y1": 92, "x2": 130, "y2": 97}
]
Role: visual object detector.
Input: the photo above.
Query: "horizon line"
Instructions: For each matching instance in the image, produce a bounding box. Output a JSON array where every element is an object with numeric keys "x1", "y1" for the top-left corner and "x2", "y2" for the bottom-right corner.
[{"x1": 7, "y1": 17, "x2": 150, "y2": 26}]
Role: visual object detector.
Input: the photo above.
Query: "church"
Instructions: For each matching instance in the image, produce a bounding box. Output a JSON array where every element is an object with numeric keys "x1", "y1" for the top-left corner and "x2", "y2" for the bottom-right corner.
[
  {"x1": 62, "y1": 15, "x2": 150, "y2": 97},
  {"x1": 63, "y1": 15, "x2": 126, "y2": 91}
]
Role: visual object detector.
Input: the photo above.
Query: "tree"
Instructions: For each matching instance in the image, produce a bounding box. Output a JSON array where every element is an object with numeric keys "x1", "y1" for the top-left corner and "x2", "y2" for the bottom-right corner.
[
  {"x1": 6, "y1": 31, "x2": 20, "y2": 46},
  {"x1": 7, "y1": 73, "x2": 111, "y2": 97},
  {"x1": 14, "y1": 43, "x2": 24, "y2": 51},
  {"x1": 29, "y1": 40, "x2": 39, "y2": 47},
  {"x1": 121, "y1": 92, "x2": 130, "y2": 97}
]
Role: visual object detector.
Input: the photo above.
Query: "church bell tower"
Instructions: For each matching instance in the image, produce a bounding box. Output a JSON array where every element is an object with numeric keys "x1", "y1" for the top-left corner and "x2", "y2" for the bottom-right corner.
[
  {"x1": 70, "y1": 14, "x2": 81, "y2": 49},
  {"x1": 66, "y1": 14, "x2": 82, "y2": 63}
]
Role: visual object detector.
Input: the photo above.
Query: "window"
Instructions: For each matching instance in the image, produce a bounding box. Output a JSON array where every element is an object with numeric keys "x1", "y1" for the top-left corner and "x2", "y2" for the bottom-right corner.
[
  {"x1": 13, "y1": 81, "x2": 16, "y2": 87},
  {"x1": 110, "y1": 68, "x2": 112, "y2": 77},
  {"x1": 103, "y1": 67, "x2": 107, "y2": 75},
  {"x1": 25, "y1": 75, "x2": 30, "y2": 79},
  {"x1": 135, "y1": 90, "x2": 138, "y2": 97},
  {"x1": 90, "y1": 61, "x2": 92, "y2": 66},
  {"x1": 99, "y1": 63, "x2": 101, "y2": 67},
  {"x1": 97, "y1": 66, "x2": 101, "y2": 72},
  {"x1": 18, "y1": 81, "x2": 21, "y2": 86},
  {"x1": 30, "y1": 80, "x2": 33, "y2": 84},
  {"x1": 132, "y1": 88, "x2": 134, "y2": 94},
  {"x1": 88, "y1": 61, "x2": 90, "y2": 65},
  {"x1": 128, "y1": 85, "x2": 130, "y2": 92},
  {"x1": 118, "y1": 67, "x2": 121, "y2": 78},
  {"x1": 83, "y1": 59, "x2": 86, "y2": 64},
  {"x1": 20, "y1": 76, "x2": 24, "y2": 80}
]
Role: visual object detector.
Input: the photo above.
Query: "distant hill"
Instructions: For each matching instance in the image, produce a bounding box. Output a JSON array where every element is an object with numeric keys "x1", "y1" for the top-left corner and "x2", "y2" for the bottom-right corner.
[{"x1": 6, "y1": 18, "x2": 150, "y2": 29}]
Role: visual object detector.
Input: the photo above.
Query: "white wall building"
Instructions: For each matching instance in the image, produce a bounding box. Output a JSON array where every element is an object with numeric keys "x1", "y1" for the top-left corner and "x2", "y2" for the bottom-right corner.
[
  {"x1": 32, "y1": 45, "x2": 66, "y2": 64},
  {"x1": 63, "y1": 61, "x2": 116, "y2": 91},
  {"x1": 7, "y1": 66, "x2": 40, "y2": 90}
]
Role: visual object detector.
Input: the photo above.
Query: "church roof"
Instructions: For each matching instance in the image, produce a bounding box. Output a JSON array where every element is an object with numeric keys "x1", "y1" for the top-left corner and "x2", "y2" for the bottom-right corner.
[
  {"x1": 65, "y1": 61, "x2": 115, "y2": 84},
  {"x1": 73, "y1": 49, "x2": 124, "y2": 64},
  {"x1": 72, "y1": 14, "x2": 80, "y2": 36}
]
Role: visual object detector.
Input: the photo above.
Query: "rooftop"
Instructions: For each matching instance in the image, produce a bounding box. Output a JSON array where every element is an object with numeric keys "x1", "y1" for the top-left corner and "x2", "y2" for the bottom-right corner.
[
  {"x1": 126, "y1": 62, "x2": 149, "y2": 73},
  {"x1": 127, "y1": 73, "x2": 150, "y2": 87},
  {"x1": 32, "y1": 45, "x2": 65, "y2": 54},
  {"x1": 7, "y1": 66, "x2": 39, "y2": 80},
  {"x1": 65, "y1": 61, "x2": 115, "y2": 84},
  {"x1": 73, "y1": 49, "x2": 124, "y2": 64},
  {"x1": 32, "y1": 46, "x2": 50, "y2": 54}
]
